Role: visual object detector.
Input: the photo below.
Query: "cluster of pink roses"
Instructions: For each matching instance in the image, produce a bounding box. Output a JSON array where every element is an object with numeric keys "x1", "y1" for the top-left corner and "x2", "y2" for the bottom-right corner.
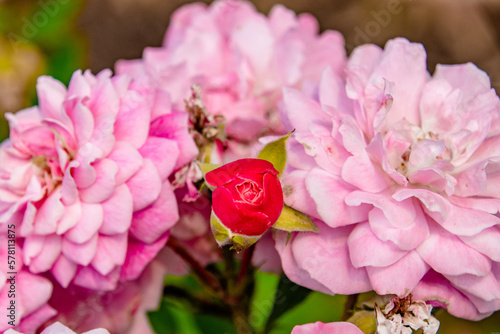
[{"x1": 0, "y1": 0, "x2": 499, "y2": 333}]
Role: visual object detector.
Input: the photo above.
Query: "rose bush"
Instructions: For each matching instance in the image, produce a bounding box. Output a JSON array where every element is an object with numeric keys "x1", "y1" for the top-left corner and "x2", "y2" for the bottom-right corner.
[{"x1": 205, "y1": 158, "x2": 284, "y2": 248}]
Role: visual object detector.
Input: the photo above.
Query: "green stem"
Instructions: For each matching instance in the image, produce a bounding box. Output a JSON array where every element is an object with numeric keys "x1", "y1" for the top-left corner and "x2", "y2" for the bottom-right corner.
[
  {"x1": 341, "y1": 293, "x2": 359, "y2": 321},
  {"x1": 236, "y1": 244, "x2": 255, "y2": 286}
]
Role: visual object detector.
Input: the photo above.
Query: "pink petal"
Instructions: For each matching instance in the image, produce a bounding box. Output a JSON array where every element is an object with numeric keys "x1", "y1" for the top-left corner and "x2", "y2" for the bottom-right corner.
[
  {"x1": 346, "y1": 191, "x2": 416, "y2": 230},
  {"x1": 417, "y1": 221, "x2": 491, "y2": 276},
  {"x1": 120, "y1": 233, "x2": 169, "y2": 281},
  {"x1": 114, "y1": 90, "x2": 151, "y2": 149},
  {"x1": 369, "y1": 38, "x2": 427, "y2": 129},
  {"x1": 287, "y1": 223, "x2": 371, "y2": 295},
  {"x1": 282, "y1": 87, "x2": 331, "y2": 132},
  {"x1": 366, "y1": 251, "x2": 429, "y2": 296},
  {"x1": 139, "y1": 137, "x2": 179, "y2": 181},
  {"x1": 17, "y1": 271, "x2": 53, "y2": 315},
  {"x1": 231, "y1": 13, "x2": 273, "y2": 75},
  {"x1": 106, "y1": 141, "x2": 143, "y2": 185},
  {"x1": 305, "y1": 167, "x2": 364, "y2": 228},
  {"x1": 126, "y1": 159, "x2": 163, "y2": 211},
  {"x1": 347, "y1": 223, "x2": 408, "y2": 268},
  {"x1": 459, "y1": 226, "x2": 500, "y2": 262},
  {"x1": 130, "y1": 182, "x2": 178, "y2": 244},
  {"x1": 91, "y1": 233, "x2": 128, "y2": 276},
  {"x1": 281, "y1": 170, "x2": 320, "y2": 220},
  {"x1": 62, "y1": 233, "x2": 98, "y2": 266},
  {"x1": 51, "y1": 255, "x2": 78, "y2": 288},
  {"x1": 24, "y1": 234, "x2": 61, "y2": 273},
  {"x1": 79, "y1": 159, "x2": 118, "y2": 203},
  {"x1": 56, "y1": 199, "x2": 82, "y2": 235},
  {"x1": 61, "y1": 161, "x2": 79, "y2": 205},
  {"x1": 368, "y1": 205, "x2": 429, "y2": 251},
  {"x1": 446, "y1": 270, "x2": 500, "y2": 302},
  {"x1": 149, "y1": 112, "x2": 198, "y2": 170},
  {"x1": 15, "y1": 304, "x2": 57, "y2": 334},
  {"x1": 36, "y1": 76, "x2": 69, "y2": 125},
  {"x1": 73, "y1": 266, "x2": 120, "y2": 291},
  {"x1": 412, "y1": 270, "x2": 483, "y2": 320},
  {"x1": 100, "y1": 184, "x2": 133, "y2": 235},
  {"x1": 33, "y1": 190, "x2": 65, "y2": 235},
  {"x1": 66, "y1": 99, "x2": 95, "y2": 145},
  {"x1": 292, "y1": 321, "x2": 363, "y2": 334},
  {"x1": 64, "y1": 203, "x2": 103, "y2": 244},
  {"x1": 319, "y1": 66, "x2": 350, "y2": 113}
]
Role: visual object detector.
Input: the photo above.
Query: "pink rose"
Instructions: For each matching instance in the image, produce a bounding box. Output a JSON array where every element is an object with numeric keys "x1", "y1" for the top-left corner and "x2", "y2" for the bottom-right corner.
[
  {"x1": 0, "y1": 69, "x2": 197, "y2": 291},
  {"x1": 206, "y1": 159, "x2": 284, "y2": 237},
  {"x1": 116, "y1": 0, "x2": 346, "y2": 150},
  {"x1": 276, "y1": 38, "x2": 500, "y2": 320}
]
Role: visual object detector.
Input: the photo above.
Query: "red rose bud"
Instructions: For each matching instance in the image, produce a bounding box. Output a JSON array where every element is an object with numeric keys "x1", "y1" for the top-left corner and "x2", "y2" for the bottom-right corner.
[{"x1": 205, "y1": 158, "x2": 284, "y2": 250}]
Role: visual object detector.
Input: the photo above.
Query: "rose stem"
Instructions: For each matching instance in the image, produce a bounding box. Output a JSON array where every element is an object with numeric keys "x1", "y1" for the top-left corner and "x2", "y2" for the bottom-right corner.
[
  {"x1": 341, "y1": 293, "x2": 359, "y2": 321},
  {"x1": 236, "y1": 244, "x2": 256, "y2": 286},
  {"x1": 167, "y1": 235, "x2": 223, "y2": 295}
]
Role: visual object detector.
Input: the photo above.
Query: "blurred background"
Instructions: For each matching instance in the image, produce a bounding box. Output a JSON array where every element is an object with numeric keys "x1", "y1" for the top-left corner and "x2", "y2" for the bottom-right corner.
[{"x1": 1, "y1": 0, "x2": 500, "y2": 333}]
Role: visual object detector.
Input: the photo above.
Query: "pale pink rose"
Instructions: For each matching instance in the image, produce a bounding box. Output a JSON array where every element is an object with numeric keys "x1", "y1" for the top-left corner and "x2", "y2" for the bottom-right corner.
[
  {"x1": 276, "y1": 38, "x2": 500, "y2": 320},
  {"x1": 5, "y1": 321, "x2": 110, "y2": 334},
  {"x1": 0, "y1": 69, "x2": 197, "y2": 291},
  {"x1": 116, "y1": 0, "x2": 346, "y2": 145},
  {"x1": 1, "y1": 233, "x2": 56, "y2": 333},
  {"x1": 291, "y1": 321, "x2": 363, "y2": 334}
]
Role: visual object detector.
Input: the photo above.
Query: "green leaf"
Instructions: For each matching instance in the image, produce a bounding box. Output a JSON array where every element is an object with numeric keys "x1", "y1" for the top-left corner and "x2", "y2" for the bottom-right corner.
[
  {"x1": 265, "y1": 275, "x2": 312, "y2": 332},
  {"x1": 198, "y1": 162, "x2": 222, "y2": 190},
  {"x1": 257, "y1": 131, "x2": 293, "y2": 177},
  {"x1": 249, "y1": 271, "x2": 281, "y2": 333},
  {"x1": 272, "y1": 205, "x2": 318, "y2": 233},
  {"x1": 269, "y1": 291, "x2": 346, "y2": 333},
  {"x1": 198, "y1": 162, "x2": 222, "y2": 176}
]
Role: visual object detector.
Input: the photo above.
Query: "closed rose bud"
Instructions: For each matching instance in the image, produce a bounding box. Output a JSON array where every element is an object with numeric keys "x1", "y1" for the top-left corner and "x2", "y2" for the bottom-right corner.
[{"x1": 205, "y1": 158, "x2": 284, "y2": 251}]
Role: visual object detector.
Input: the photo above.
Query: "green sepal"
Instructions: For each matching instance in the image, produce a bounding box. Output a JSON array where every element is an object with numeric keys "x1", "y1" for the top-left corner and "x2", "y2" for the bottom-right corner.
[
  {"x1": 257, "y1": 130, "x2": 294, "y2": 177},
  {"x1": 210, "y1": 212, "x2": 261, "y2": 253},
  {"x1": 198, "y1": 162, "x2": 222, "y2": 190},
  {"x1": 347, "y1": 310, "x2": 377, "y2": 334},
  {"x1": 272, "y1": 205, "x2": 318, "y2": 233}
]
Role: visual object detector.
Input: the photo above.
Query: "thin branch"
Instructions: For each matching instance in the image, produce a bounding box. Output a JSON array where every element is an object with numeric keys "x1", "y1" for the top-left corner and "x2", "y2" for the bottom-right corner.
[
  {"x1": 167, "y1": 236, "x2": 223, "y2": 295},
  {"x1": 341, "y1": 293, "x2": 359, "y2": 321},
  {"x1": 236, "y1": 244, "x2": 256, "y2": 286}
]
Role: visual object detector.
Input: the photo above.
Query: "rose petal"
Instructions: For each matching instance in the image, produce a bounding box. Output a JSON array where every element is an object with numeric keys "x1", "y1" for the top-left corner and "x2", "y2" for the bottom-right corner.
[
  {"x1": 130, "y1": 182, "x2": 178, "y2": 243},
  {"x1": 91, "y1": 233, "x2": 128, "y2": 276},
  {"x1": 417, "y1": 221, "x2": 491, "y2": 276},
  {"x1": 99, "y1": 184, "x2": 133, "y2": 235},
  {"x1": 126, "y1": 159, "x2": 162, "y2": 211},
  {"x1": 64, "y1": 203, "x2": 103, "y2": 244}
]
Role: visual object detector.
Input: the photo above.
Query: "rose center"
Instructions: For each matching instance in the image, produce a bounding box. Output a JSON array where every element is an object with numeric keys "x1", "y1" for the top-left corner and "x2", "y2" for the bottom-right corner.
[{"x1": 236, "y1": 181, "x2": 263, "y2": 204}]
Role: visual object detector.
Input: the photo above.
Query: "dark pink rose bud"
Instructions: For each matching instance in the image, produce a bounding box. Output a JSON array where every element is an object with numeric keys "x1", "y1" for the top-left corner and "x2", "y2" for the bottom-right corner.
[{"x1": 205, "y1": 158, "x2": 284, "y2": 250}]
